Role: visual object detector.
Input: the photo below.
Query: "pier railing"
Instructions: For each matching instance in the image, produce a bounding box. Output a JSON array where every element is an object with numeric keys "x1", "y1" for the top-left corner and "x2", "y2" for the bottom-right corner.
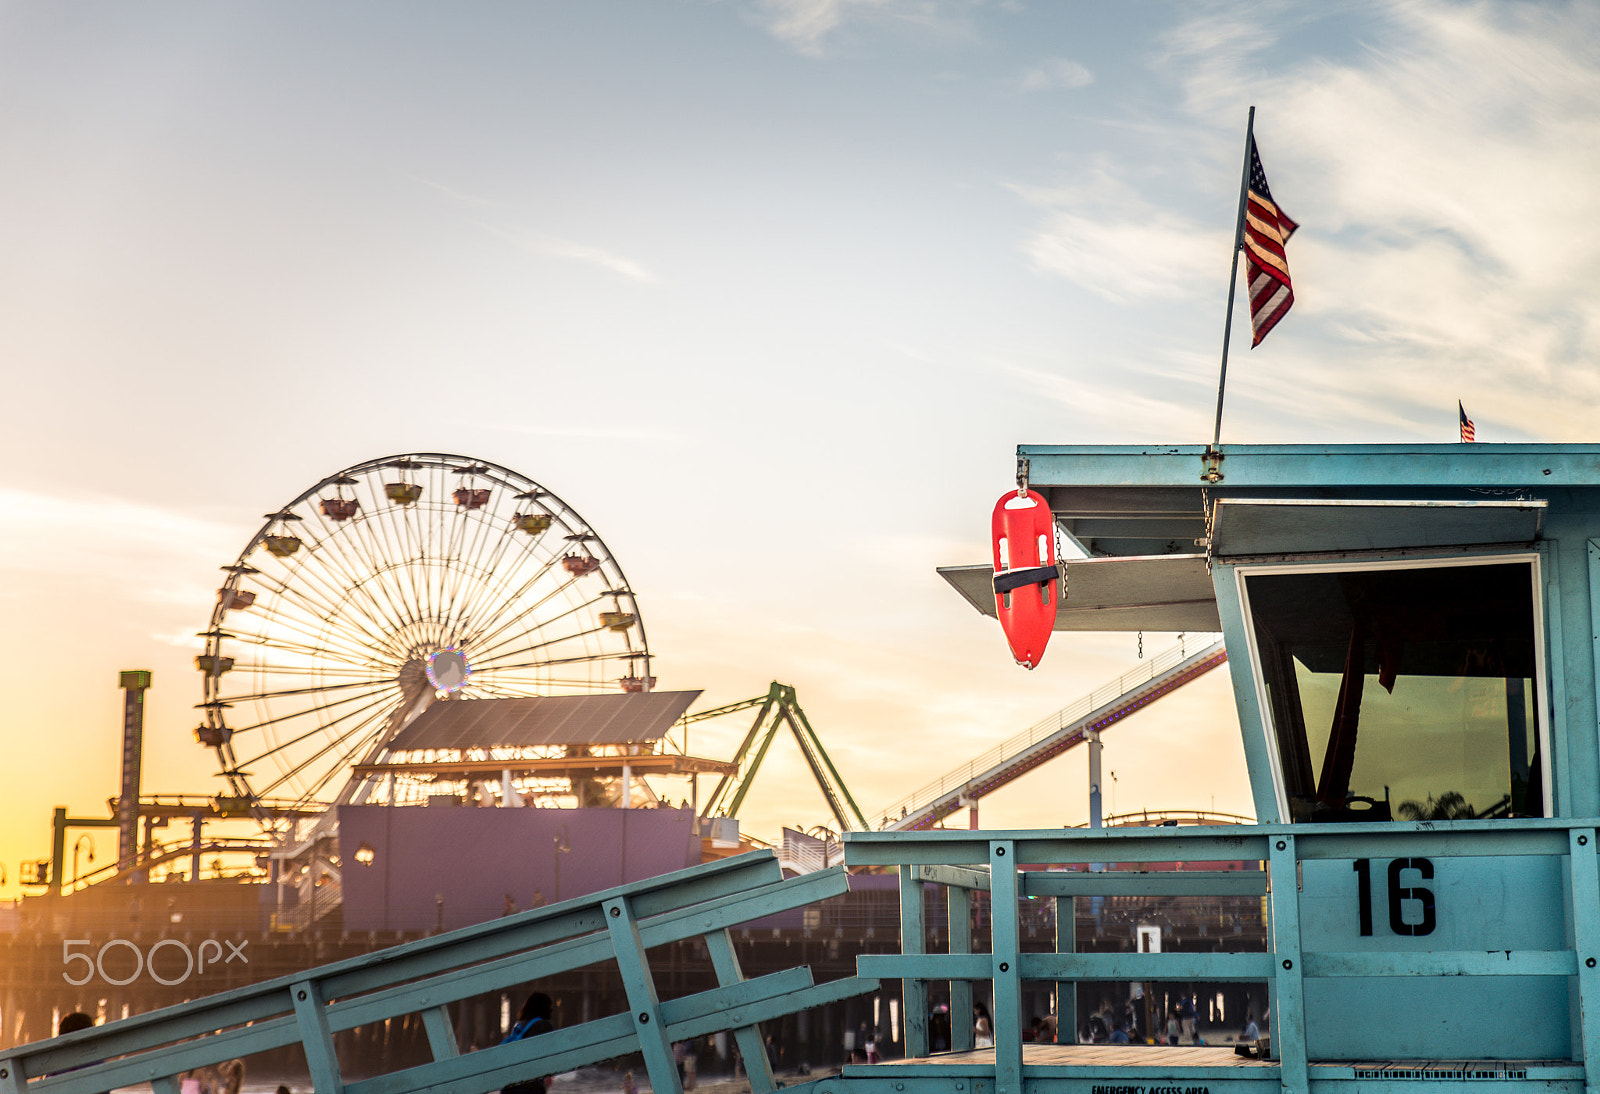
[
  {"x1": 873, "y1": 636, "x2": 1226, "y2": 829},
  {"x1": 0, "y1": 852, "x2": 877, "y2": 1094},
  {"x1": 840, "y1": 820, "x2": 1600, "y2": 1094}
]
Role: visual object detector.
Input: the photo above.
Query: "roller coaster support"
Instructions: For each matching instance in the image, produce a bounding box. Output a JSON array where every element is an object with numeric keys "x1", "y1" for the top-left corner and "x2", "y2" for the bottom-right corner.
[{"x1": 692, "y1": 683, "x2": 870, "y2": 833}]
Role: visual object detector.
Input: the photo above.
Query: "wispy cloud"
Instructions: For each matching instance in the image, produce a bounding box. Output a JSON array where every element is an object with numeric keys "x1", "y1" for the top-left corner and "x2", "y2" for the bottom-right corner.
[
  {"x1": 1250, "y1": 0, "x2": 1600, "y2": 437},
  {"x1": 983, "y1": 353, "x2": 1212, "y2": 441},
  {"x1": 1010, "y1": 173, "x2": 1226, "y2": 303},
  {"x1": 520, "y1": 235, "x2": 657, "y2": 283},
  {"x1": 1015, "y1": 58, "x2": 1093, "y2": 92},
  {"x1": 466, "y1": 421, "x2": 688, "y2": 443},
  {"x1": 415, "y1": 175, "x2": 657, "y2": 283},
  {"x1": 0, "y1": 487, "x2": 235, "y2": 580},
  {"x1": 750, "y1": 0, "x2": 981, "y2": 57},
  {"x1": 474, "y1": 223, "x2": 658, "y2": 283}
]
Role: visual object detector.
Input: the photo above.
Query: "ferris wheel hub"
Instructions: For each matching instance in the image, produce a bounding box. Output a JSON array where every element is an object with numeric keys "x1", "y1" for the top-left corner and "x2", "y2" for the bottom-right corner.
[{"x1": 424, "y1": 647, "x2": 472, "y2": 695}]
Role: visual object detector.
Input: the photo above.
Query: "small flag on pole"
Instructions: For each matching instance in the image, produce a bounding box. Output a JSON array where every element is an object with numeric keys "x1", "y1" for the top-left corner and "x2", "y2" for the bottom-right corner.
[
  {"x1": 1244, "y1": 136, "x2": 1298, "y2": 346},
  {"x1": 1459, "y1": 401, "x2": 1475, "y2": 443}
]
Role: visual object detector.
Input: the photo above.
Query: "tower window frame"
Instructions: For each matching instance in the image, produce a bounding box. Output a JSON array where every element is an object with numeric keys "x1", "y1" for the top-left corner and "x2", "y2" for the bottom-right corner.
[{"x1": 1235, "y1": 551, "x2": 1550, "y2": 824}]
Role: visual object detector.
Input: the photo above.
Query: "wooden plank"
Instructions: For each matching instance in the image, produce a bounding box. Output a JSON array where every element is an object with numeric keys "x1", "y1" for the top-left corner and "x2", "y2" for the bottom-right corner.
[
  {"x1": 991, "y1": 840, "x2": 1022, "y2": 1094},
  {"x1": 603, "y1": 895, "x2": 680, "y2": 1094},
  {"x1": 949, "y1": 883, "x2": 974, "y2": 1053},
  {"x1": 290, "y1": 978, "x2": 343, "y2": 1094},
  {"x1": 899, "y1": 865, "x2": 930, "y2": 1059},
  {"x1": 421, "y1": 1005, "x2": 458, "y2": 1060},
  {"x1": 704, "y1": 930, "x2": 776, "y2": 1094}
]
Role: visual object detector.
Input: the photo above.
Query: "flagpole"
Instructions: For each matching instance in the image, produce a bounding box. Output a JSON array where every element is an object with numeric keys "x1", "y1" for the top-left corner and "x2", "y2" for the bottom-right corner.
[{"x1": 1210, "y1": 105, "x2": 1256, "y2": 451}]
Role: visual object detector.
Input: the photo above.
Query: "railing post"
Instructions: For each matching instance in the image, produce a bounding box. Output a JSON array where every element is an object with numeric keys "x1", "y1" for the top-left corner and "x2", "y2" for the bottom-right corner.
[
  {"x1": 0, "y1": 1056, "x2": 24, "y2": 1094},
  {"x1": 421, "y1": 1004, "x2": 459, "y2": 1060},
  {"x1": 990, "y1": 839, "x2": 1022, "y2": 1094},
  {"x1": 704, "y1": 929, "x2": 777, "y2": 1093},
  {"x1": 603, "y1": 895, "x2": 681, "y2": 1094},
  {"x1": 1267, "y1": 834, "x2": 1307, "y2": 1094},
  {"x1": 1568, "y1": 828, "x2": 1600, "y2": 1094},
  {"x1": 290, "y1": 978, "x2": 344, "y2": 1094},
  {"x1": 1054, "y1": 893, "x2": 1075, "y2": 1044},
  {"x1": 949, "y1": 883, "x2": 974, "y2": 1052},
  {"x1": 899, "y1": 865, "x2": 930, "y2": 1059}
]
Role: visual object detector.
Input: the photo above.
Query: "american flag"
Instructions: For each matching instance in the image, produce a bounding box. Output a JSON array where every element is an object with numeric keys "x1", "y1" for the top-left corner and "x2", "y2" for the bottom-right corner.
[
  {"x1": 1459, "y1": 401, "x2": 1475, "y2": 443},
  {"x1": 1244, "y1": 136, "x2": 1298, "y2": 346}
]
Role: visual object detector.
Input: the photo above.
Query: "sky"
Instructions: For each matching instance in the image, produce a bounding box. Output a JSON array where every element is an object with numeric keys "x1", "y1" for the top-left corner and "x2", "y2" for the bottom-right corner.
[{"x1": 1, "y1": 0, "x2": 1597, "y2": 897}]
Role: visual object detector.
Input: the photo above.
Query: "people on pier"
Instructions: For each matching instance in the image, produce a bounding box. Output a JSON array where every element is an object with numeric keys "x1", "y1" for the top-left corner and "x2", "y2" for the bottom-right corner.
[
  {"x1": 974, "y1": 1001, "x2": 994, "y2": 1048},
  {"x1": 500, "y1": 992, "x2": 554, "y2": 1094},
  {"x1": 58, "y1": 1012, "x2": 94, "y2": 1036},
  {"x1": 929, "y1": 1004, "x2": 952, "y2": 1052}
]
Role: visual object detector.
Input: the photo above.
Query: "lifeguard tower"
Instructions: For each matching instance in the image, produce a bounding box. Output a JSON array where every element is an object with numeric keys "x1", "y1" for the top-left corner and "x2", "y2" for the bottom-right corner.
[{"x1": 835, "y1": 441, "x2": 1597, "y2": 1092}]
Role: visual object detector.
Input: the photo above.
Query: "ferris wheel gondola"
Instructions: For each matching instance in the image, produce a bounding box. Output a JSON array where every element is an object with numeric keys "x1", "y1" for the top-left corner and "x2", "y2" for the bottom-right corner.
[{"x1": 196, "y1": 453, "x2": 652, "y2": 828}]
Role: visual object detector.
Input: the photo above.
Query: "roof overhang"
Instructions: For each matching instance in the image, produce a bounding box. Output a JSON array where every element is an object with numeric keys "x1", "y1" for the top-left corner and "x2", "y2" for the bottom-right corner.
[
  {"x1": 938, "y1": 443, "x2": 1583, "y2": 634},
  {"x1": 1208, "y1": 498, "x2": 1546, "y2": 559},
  {"x1": 939, "y1": 554, "x2": 1219, "y2": 632}
]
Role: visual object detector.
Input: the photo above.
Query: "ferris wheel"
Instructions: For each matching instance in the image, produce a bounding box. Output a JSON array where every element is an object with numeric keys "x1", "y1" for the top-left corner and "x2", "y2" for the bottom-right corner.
[{"x1": 196, "y1": 453, "x2": 652, "y2": 824}]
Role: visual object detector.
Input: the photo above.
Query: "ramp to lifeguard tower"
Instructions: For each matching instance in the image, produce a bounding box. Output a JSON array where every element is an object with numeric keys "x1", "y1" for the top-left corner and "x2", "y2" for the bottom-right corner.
[
  {"x1": 1, "y1": 852, "x2": 877, "y2": 1094},
  {"x1": 875, "y1": 636, "x2": 1227, "y2": 830}
]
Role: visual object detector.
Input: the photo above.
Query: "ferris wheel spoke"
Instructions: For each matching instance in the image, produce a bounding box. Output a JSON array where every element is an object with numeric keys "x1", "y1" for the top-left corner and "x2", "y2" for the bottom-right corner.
[
  {"x1": 464, "y1": 679, "x2": 530, "y2": 699},
  {"x1": 254, "y1": 708, "x2": 388, "y2": 800},
  {"x1": 447, "y1": 532, "x2": 549, "y2": 648},
  {"x1": 439, "y1": 497, "x2": 487, "y2": 604},
  {"x1": 267, "y1": 517, "x2": 388, "y2": 617},
  {"x1": 228, "y1": 689, "x2": 402, "y2": 769},
  {"x1": 439, "y1": 508, "x2": 500, "y2": 635},
  {"x1": 248, "y1": 561, "x2": 403, "y2": 662},
  {"x1": 342, "y1": 490, "x2": 432, "y2": 639},
  {"x1": 476, "y1": 673, "x2": 623, "y2": 692},
  {"x1": 246, "y1": 563, "x2": 382, "y2": 648},
  {"x1": 474, "y1": 647, "x2": 629, "y2": 674},
  {"x1": 229, "y1": 664, "x2": 386, "y2": 683},
  {"x1": 312, "y1": 533, "x2": 419, "y2": 657},
  {"x1": 219, "y1": 683, "x2": 395, "y2": 740},
  {"x1": 216, "y1": 677, "x2": 394, "y2": 705},
  {"x1": 297, "y1": 512, "x2": 418, "y2": 654},
  {"x1": 469, "y1": 593, "x2": 613, "y2": 664},
  {"x1": 456, "y1": 553, "x2": 571, "y2": 652},
  {"x1": 217, "y1": 628, "x2": 382, "y2": 674},
  {"x1": 309, "y1": 710, "x2": 419, "y2": 803},
  {"x1": 466, "y1": 568, "x2": 605, "y2": 658},
  {"x1": 438, "y1": 525, "x2": 509, "y2": 642}
]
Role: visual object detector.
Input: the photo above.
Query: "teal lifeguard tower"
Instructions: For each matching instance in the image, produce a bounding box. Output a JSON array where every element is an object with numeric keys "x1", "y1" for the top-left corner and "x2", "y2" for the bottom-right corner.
[
  {"x1": 11, "y1": 441, "x2": 1600, "y2": 1094},
  {"x1": 862, "y1": 441, "x2": 1599, "y2": 1091}
]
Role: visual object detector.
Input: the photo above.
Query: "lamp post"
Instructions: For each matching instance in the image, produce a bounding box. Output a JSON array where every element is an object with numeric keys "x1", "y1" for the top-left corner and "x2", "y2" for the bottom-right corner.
[
  {"x1": 553, "y1": 828, "x2": 571, "y2": 903},
  {"x1": 71, "y1": 835, "x2": 95, "y2": 892}
]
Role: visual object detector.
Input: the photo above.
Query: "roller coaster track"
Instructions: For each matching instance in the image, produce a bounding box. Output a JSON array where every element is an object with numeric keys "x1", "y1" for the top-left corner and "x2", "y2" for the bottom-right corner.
[{"x1": 873, "y1": 636, "x2": 1228, "y2": 831}]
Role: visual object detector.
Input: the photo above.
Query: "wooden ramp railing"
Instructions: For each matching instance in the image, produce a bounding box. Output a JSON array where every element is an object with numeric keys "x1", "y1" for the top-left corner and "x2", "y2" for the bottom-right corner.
[{"x1": 1, "y1": 851, "x2": 876, "y2": 1094}]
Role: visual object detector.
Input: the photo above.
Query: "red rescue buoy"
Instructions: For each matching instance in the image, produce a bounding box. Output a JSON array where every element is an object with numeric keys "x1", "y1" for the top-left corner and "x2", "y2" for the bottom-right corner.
[{"x1": 991, "y1": 489, "x2": 1059, "y2": 669}]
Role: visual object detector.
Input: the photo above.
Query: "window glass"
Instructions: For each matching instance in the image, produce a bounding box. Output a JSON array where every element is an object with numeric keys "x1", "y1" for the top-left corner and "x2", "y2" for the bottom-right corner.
[{"x1": 1245, "y1": 561, "x2": 1541, "y2": 822}]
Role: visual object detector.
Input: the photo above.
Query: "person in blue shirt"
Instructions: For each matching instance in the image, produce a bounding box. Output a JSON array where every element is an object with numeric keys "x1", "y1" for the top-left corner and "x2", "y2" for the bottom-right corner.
[{"x1": 501, "y1": 993, "x2": 554, "y2": 1094}]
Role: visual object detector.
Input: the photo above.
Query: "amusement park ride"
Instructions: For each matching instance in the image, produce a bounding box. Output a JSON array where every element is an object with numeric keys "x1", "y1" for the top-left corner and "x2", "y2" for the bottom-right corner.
[{"x1": 21, "y1": 438, "x2": 1600, "y2": 1094}]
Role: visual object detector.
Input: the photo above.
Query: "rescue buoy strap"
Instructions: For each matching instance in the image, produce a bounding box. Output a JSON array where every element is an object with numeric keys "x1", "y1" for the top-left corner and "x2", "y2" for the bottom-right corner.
[{"x1": 993, "y1": 564, "x2": 1060, "y2": 595}]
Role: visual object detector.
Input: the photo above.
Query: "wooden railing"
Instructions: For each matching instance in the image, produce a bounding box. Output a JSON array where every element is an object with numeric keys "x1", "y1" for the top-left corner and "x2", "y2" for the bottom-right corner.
[{"x1": 1, "y1": 852, "x2": 876, "y2": 1094}]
